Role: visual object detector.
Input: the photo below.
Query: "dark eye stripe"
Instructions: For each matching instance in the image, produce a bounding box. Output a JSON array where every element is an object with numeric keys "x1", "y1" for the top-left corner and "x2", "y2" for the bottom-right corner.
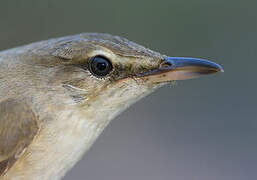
[{"x1": 89, "y1": 56, "x2": 113, "y2": 77}]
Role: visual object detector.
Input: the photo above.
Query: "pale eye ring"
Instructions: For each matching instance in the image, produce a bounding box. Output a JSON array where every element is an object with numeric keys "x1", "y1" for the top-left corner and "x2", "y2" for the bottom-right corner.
[{"x1": 88, "y1": 56, "x2": 113, "y2": 77}]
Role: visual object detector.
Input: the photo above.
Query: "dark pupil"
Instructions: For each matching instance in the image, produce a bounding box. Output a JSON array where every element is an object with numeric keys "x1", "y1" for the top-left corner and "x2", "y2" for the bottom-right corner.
[
  {"x1": 96, "y1": 61, "x2": 107, "y2": 71},
  {"x1": 90, "y1": 56, "x2": 113, "y2": 77}
]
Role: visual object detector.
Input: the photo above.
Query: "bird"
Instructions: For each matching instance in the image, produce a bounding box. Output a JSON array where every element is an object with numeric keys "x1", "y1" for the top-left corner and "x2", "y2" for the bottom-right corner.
[{"x1": 0, "y1": 33, "x2": 223, "y2": 180}]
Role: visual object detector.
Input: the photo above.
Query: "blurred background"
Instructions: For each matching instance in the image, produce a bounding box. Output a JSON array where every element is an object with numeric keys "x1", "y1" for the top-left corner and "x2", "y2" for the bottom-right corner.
[{"x1": 0, "y1": 0, "x2": 256, "y2": 179}]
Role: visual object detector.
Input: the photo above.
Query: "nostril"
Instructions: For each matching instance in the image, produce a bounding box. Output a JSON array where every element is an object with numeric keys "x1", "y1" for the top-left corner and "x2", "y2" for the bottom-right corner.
[{"x1": 160, "y1": 61, "x2": 173, "y2": 69}]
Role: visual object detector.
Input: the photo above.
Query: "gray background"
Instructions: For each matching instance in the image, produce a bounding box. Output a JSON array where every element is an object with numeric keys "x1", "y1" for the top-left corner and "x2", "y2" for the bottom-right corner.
[{"x1": 0, "y1": 0, "x2": 256, "y2": 179}]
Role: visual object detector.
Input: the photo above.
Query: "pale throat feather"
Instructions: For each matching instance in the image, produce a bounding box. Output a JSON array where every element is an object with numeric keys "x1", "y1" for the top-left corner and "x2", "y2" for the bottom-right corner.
[{"x1": 3, "y1": 80, "x2": 160, "y2": 180}]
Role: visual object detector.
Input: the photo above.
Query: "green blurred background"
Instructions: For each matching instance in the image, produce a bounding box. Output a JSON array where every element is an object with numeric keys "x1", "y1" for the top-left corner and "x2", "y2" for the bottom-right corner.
[{"x1": 1, "y1": 0, "x2": 256, "y2": 179}]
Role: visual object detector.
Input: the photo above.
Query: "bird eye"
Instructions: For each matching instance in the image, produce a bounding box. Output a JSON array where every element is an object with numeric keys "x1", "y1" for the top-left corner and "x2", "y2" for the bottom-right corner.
[{"x1": 89, "y1": 56, "x2": 113, "y2": 77}]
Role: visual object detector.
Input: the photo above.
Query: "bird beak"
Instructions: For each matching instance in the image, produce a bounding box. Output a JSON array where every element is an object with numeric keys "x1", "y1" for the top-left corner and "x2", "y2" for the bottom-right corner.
[{"x1": 138, "y1": 57, "x2": 224, "y2": 83}]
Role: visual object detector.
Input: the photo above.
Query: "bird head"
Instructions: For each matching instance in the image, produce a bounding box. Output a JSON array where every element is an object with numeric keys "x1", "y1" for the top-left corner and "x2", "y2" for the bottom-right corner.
[{"x1": 14, "y1": 33, "x2": 223, "y2": 122}]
